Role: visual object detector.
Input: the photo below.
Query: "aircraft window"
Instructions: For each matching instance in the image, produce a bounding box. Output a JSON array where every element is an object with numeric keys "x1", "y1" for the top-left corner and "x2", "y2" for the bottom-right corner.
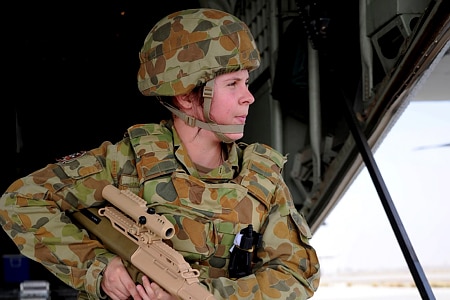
[{"x1": 311, "y1": 100, "x2": 450, "y2": 299}]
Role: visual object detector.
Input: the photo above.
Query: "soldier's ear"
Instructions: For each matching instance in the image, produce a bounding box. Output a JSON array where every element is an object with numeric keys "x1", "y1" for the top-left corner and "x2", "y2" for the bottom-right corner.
[{"x1": 174, "y1": 94, "x2": 193, "y2": 109}]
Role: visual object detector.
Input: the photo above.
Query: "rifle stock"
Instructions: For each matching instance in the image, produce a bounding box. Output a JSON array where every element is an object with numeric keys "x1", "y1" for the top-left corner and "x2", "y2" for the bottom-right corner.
[{"x1": 72, "y1": 185, "x2": 215, "y2": 300}]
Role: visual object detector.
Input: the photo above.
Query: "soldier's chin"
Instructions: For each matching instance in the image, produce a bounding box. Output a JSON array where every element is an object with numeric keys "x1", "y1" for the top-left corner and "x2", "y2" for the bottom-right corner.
[{"x1": 225, "y1": 132, "x2": 244, "y2": 141}]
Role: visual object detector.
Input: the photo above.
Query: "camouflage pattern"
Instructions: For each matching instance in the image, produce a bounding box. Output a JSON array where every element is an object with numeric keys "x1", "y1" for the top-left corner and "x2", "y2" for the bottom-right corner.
[
  {"x1": 0, "y1": 121, "x2": 320, "y2": 299},
  {"x1": 137, "y1": 8, "x2": 261, "y2": 96}
]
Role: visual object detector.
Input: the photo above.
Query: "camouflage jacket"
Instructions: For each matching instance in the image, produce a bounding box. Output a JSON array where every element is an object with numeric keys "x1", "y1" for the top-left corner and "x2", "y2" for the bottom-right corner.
[{"x1": 0, "y1": 121, "x2": 320, "y2": 299}]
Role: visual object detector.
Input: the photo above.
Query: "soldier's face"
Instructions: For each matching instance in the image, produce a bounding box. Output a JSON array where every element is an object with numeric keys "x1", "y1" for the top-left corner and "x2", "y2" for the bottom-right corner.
[{"x1": 209, "y1": 70, "x2": 255, "y2": 141}]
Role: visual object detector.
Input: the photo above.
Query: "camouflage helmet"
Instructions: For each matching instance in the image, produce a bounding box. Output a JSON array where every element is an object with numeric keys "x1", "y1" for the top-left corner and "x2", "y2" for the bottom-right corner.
[{"x1": 137, "y1": 8, "x2": 261, "y2": 96}]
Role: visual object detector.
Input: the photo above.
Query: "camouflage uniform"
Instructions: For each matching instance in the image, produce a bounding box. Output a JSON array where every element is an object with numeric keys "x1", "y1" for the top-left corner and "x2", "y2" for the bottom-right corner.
[
  {"x1": 0, "y1": 121, "x2": 320, "y2": 299},
  {"x1": 0, "y1": 8, "x2": 320, "y2": 299}
]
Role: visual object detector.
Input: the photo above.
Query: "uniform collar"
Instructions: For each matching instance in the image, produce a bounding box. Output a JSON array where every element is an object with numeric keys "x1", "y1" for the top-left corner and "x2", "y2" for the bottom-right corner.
[{"x1": 168, "y1": 121, "x2": 240, "y2": 180}]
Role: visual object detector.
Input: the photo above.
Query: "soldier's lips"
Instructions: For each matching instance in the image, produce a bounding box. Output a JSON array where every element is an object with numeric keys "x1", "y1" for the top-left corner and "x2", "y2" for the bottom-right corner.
[{"x1": 236, "y1": 116, "x2": 247, "y2": 124}]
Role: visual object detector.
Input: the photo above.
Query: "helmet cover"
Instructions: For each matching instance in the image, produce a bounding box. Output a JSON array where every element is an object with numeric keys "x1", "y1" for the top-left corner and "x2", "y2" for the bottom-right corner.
[{"x1": 137, "y1": 8, "x2": 261, "y2": 96}]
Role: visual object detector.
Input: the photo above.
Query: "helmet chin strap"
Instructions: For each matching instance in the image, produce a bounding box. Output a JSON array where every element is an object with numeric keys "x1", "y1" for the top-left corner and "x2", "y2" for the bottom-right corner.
[{"x1": 159, "y1": 80, "x2": 244, "y2": 143}]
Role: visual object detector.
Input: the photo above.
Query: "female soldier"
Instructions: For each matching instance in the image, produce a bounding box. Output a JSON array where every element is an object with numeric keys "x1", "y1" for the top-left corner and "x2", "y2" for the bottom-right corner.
[{"x1": 0, "y1": 8, "x2": 320, "y2": 300}]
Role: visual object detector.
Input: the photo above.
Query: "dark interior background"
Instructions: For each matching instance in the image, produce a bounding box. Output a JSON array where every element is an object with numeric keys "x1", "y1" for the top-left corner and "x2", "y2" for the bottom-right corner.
[{"x1": 1, "y1": 0, "x2": 200, "y2": 292}]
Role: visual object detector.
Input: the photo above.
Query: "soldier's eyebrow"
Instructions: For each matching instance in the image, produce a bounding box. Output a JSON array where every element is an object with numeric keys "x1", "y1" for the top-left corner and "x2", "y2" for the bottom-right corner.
[
  {"x1": 222, "y1": 74, "x2": 249, "y2": 83},
  {"x1": 226, "y1": 76, "x2": 243, "y2": 82}
]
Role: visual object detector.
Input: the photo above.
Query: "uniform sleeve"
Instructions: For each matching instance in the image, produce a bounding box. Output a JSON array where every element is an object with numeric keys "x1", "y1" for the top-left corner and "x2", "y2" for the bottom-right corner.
[
  {"x1": 203, "y1": 179, "x2": 320, "y2": 300},
  {"x1": 0, "y1": 140, "x2": 136, "y2": 299}
]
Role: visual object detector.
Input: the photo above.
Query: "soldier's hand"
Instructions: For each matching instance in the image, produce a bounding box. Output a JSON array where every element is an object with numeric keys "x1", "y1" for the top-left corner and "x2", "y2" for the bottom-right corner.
[
  {"x1": 137, "y1": 275, "x2": 177, "y2": 300},
  {"x1": 101, "y1": 256, "x2": 142, "y2": 300}
]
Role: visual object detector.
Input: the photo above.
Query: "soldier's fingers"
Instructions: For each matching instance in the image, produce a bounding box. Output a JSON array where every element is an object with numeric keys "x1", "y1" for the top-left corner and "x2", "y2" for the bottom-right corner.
[
  {"x1": 150, "y1": 282, "x2": 173, "y2": 300},
  {"x1": 136, "y1": 276, "x2": 155, "y2": 299},
  {"x1": 118, "y1": 277, "x2": 141, "y2": 300}
]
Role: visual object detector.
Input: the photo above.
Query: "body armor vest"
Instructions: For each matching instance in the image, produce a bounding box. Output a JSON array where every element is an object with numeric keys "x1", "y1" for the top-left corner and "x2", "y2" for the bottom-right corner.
[{"x1": 128, "y1": 124, "x2": 285, "y2": 279}]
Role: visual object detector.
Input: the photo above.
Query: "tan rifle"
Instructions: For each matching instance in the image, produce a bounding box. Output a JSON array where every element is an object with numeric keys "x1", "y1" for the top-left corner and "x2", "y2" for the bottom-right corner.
[{"x1": 71, "y1": 184, "x2": 215, "y2": 300}]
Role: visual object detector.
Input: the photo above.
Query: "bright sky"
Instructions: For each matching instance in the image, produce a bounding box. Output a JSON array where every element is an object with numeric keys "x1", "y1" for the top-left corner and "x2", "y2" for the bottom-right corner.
[{"x1": 312, "y1": 100, "x2": 450, "y2": 274}]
